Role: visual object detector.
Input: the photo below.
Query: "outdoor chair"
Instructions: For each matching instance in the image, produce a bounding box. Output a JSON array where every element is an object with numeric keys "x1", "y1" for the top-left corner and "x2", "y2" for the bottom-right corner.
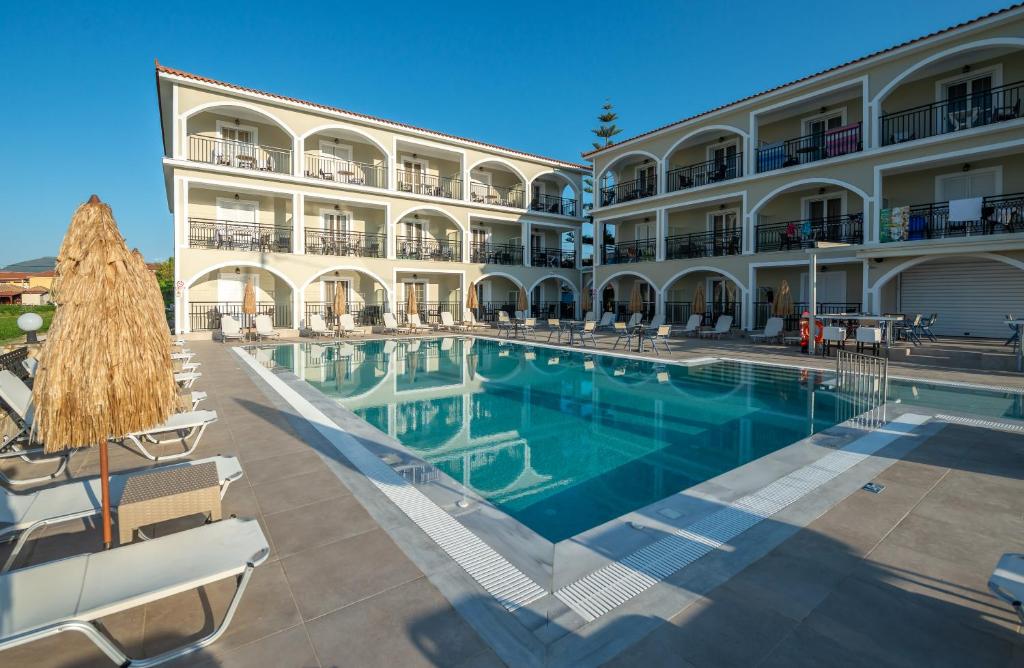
[
  {"x1": 647, "y1": 325, "x2": 673, "y2": 354},
  {"x1": 611, "y1": 322, "x2": 634, "y2": 350},
  {"x1": 679, "y1": 314, "x2": 703, "y2": 337},
  {"x1": 989, "y1": 553, "x2": 1024, "y2": 626},
  {"x1": 750, "y1": 317, "x2": 784, "y2": 344},
  {"x1": 0, "y1": 454, "x2": 244, "y2": 573},
  {"x1": 627, "y1": 312, "x2": 643, "y2": 328},
  {"x1": 583, "y1": 311, "x2": 596, "y2": 322},
  {"x1": 520, "y1": 318, "x2": 537, "y2": 339},
  {"x1": 1006, "y1": 313, "x2": 1020, "y2": 349},
  {"x1": 579, "y1": 320, "x2": 598, "y2": 347},
  {"x1": 220, "y1": 315, "x2": 244, "y2": 343},
  {"x1": 0, "y1": 519, "x2": 269, "y2": 667},
  {"x1": 382, "y1": 313, "x2": 409, "y2": 334},
  {"x1": 0, "y1": 371, "x2": 70, "y2": 486},
  {"x1": 462, "y1": 309, "x2": 488, "y2": 330},
  {"x1": 645, "y1": 313, "x2": 666, "y2": 332},
  {"x1": 170, "y1": 351, "x2": 194, "y2": 364},
  {"x1": 308, "y1": 314, "x2": 335, "y2": 338},
  {"x1": 699, "y1": 315, "x2": 733, "y2": 339},
  {"x1": 920, "y1": 313, "x2": 938, "y2": 342},
  {"x1": 121, "y1": 409, "x2": 218, "y2": 461},
  {"x1": 496, "y1": 311, "x2": 514, "y2": 337},
  {"x1": 253, "y1": 315, "x2": 279, "y2": 342},
  {"x1": 437, "y1": 311, "x2": 459, "y2": 331},
  {"x1": 822, "y1": 326, "x2": 847, "y2": 356},
  {"x1": 407, "y1": 314, "x2": 431, "y2": 334},
  {"x1": 546, "y1": 319, "x2": 561, "y2": 342},
  {"x1": 896, "y1": 315, "x2": 922, "y2": 345},
  {"x1": 855, "y1": 327, "x2": 882, "y2": 355},
  {"x1": 174, "y1": 371, "x2": 200, "y2": 388},
  {"x1": 338, "y1": 314, "x2": 357, "y2": 337}
]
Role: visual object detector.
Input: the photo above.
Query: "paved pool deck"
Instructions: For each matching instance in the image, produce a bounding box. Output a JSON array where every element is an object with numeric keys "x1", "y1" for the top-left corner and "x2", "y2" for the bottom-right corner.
[{"x1": 1, "y1": 335, "x2": 1022, "y2": 667}]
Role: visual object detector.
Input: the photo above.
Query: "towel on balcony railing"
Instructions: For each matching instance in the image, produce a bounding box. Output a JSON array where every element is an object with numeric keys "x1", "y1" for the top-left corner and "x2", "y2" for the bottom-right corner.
[
  {"x1": 949, "y1": 197, "x2": 983, "y2": 222},
  {"x1": 824, "y1": 122, "x2": 860, "y2": 157}
]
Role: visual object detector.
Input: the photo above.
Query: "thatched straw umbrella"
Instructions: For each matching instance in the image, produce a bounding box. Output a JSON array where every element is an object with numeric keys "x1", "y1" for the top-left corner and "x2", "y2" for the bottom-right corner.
[
  {"x1": 773, "y1": 280, "x2": 794, "y2": 317},
  {"x1": 517, "y1": 288, "x2": 528, "y2": 316},
  {"x1": 693, "y1": 283, "x2": 707, "y2": 321},
  {"x1": 33, "y1": 196, "x2": 178, "y2": 548},
  {"x1": 242, "y1": 278, "x2": 256, "y2": 335},
  {"x1": 628, "y1": 282, "x2": 643, "y2": 316}
]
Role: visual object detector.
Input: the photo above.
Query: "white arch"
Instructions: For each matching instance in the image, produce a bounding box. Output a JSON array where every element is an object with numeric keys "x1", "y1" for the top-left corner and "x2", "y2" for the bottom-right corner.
[
  {"x1": 527, "y1": 170, "x2": 580, "y2": 199},
  {"x1": 527, "y1": 273, "x2": 580, "y2": 298},
  {"x1": 298, "y1": 122, "x2": 392, "y2": 162},
  {"x1": 181, "y1": 101, "x2": 298, "y2": 142},
  {"x1": 595, "y1": 150, "x2": 662, "y2": 184},
  {"x1": 392, "y1": 205, "x2": 468, "y2": 234},
  {"x1": 660, "y1": 266, "x2": 749, "y2": 293},
  {"x1": 749, "y1": 177, "x2": 871, "y2": 217},
  {"x1": 300, "y1": 265, "x2": 395, "y2": 306},
  {"x1": 661, "y1": 124, "x2": 749, "y2": 162},
  {"x1": 872, "y1": 38, "x2": 1024, "y2": 106},
  {"x1": 184, "y1": 260, "x2": 299, "y2": 293},
  {"x1": 596, "y1": 269, "x2": 658, "y2": 294},
  {"x1": 473, "y1": 271, "x2": 526, "y2": 291},
  {"x1": 466, "y1": 157, "x2": 528, "y2": 188},
  {"x1": 869, "y1": 252, "x2": 1024, "y2": 295}
]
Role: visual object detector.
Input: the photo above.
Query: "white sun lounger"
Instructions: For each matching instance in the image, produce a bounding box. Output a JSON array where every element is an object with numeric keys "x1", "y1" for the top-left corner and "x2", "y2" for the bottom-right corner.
[
  {"x1": 382, "y1": 312, "x2": 410, "y2": 334},
  {"x1": 338, "y1": 313, "x2": 357, "y2": 337},
  {"x1": 0, "y1": 518, "x2": 269, "y2": 666},
  {"x1": 0, "y1": 371, "x2": 70, "y2": 486},
  {"x1": 220, "y1": 315, "x2": 244, "y2": 343},
  {"x1": 253, "y1": 315, "x2": 280, "y2": 342},
  {"x1": 462, "y1": 309, "x2": 488, "y2": 330},
  {"x1": 174, "y1": 371, "x2": 200, "y2": 388},
  {"x1": 0, "y1": 455, "x2": 244, "y2": 572},
  {"x1": 121, "y1": 410, "x2": 218, "y2": 461},
  {"x1": 437, "y1": 311, "x2": 464, "y2": 332},
  {"x1": 407, "y1": 314, "x2": 431, "y2": 333},
  {"x1": 699, "y1": 315, "x2": 733, "y2": 339},
  {"x1": 307, "y1": 314, "x2": 335, "y2": 338},
  {"x1": 989, "y1": 552, "x2": 1024, "y2": 625},
  {"x1": 679, "y1": 314, "x2": 703, "y2": 336},
  {"x1": 750, "y1": 317, "x2": 785, "y2": 343}
]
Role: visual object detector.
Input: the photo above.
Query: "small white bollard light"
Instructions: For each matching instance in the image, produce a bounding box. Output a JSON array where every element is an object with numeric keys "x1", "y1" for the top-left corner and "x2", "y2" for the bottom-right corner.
[{"x1": 17, "y1": 312, "x2": 43, "y2": 344}]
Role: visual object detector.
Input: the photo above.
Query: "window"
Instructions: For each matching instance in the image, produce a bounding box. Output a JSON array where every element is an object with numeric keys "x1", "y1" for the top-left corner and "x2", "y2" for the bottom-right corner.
[
  {"x1": 403, "y1": 220, "x2": 425, "y2": 240},
  {"x1": 216, "y1": 197, "x2": 257, "y2": 224},
  {"x1": 708, "y1": 210, "x2": 739, "y2": 246},
  {"x1": 708, "y1": 141, "x2": 739, "y2": 178},
  {"x1": 936, "y1": 168, "x2": 1000, "y2": 202},
  {"x1": 635, "y1": 221, "x2": 654, "y2": 241},
  {"x1": 321, "y1": 210, "x2": 349, "y2": 235},
  {"x1": 402, "y1": 281, "x2": 426, "y2": 305},
  {"x1": 218, "y1": 122, "x2": 256, "y2": 145},
  {"x1": 635, "y1": 163, "x2": 656, "y2": 186},
  {"x1": 218, "y1": 272, "x2": 258, "y2": 302},
  {"x1": 472, "y1": 227, "x2": 490, "y2": 246},
  {"x1": 320, "y1": 141, "x2": 352, "y2": 162}
]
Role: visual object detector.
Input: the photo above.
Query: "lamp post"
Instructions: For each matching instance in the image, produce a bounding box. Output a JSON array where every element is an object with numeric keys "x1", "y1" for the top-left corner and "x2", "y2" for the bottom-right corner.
[{"x1": 17, "y1": 312, "x2": 43, "y2": 344}]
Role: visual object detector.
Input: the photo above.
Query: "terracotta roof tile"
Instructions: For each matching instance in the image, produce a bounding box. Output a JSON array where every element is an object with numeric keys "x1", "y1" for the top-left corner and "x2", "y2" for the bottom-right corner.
[
  {"x1": 156, "y1": 63, "x2": 590, "y2": 172},
  {"x1": 583, "y1": 3, "x2": 1024, "y2": 159}
]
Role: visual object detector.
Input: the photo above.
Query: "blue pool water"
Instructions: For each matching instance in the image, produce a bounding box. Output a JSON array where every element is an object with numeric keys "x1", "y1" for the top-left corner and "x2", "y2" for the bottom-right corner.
[{"x1": 250, "y1": 338, "x2": 1024, "y2": 542}]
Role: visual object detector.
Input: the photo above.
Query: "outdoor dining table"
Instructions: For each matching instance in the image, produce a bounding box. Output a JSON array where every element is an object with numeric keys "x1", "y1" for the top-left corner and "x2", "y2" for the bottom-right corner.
[
  {"x1": 817, "y1": 314, "x2": 905, "y2": 355},
  {"x1": 629, "y1": 324, "x2": 649, "y2": 353},
  {"x1": 1005, "y1": 319, "x2": 1024, "y2": 372},
  {"x1": 558, "y1": 320, "x2": 585, "y2": 345}
]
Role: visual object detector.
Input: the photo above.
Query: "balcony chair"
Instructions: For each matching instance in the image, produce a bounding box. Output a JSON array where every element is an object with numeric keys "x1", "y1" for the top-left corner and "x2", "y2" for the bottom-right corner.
[{"x1": 992, "y1": 98, "x2": 1021, "y2": 123}]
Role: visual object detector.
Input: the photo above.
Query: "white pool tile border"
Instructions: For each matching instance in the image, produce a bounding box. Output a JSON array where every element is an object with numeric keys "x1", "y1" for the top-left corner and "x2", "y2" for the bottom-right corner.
[
  {"x1": 934, "y1": 414, "x2": 1024, "y2": 433},
  {"x1": 234, "y1": 347, "x2": 546, "y2": 613},
  {"x1": 553, "y1": 413, "x2": 930, "y2": 622}
]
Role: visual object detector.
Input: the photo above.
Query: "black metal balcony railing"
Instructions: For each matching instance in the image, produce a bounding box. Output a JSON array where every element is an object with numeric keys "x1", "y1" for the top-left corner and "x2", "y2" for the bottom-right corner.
[
  {"x1": 188, "y1": 218, "x2": 292, "y2": 253},
  {"x1": 395, "y1": 301, "x2": 460, "y2": 325},
  {"x1": 304, "y1": 301, "x2": 386, "y2": 327},
  {"x1": 531, "y1": 246, "x2": 576, "y2": 268},
  {"x1": 602, "y1": 238, "x2": 657, "y2": 264},
  {"x1": 189, "y1": 301, "x2": 292, "y2": 331},
  {"x1": 396, "y1": 170, "x2": 462, "y2": 200},
  {"x1": 581, "y1": 255, "x2": 594, "y2": 267},
  {"x1": 475, "y1": 302, "x2": 515, "y2": 322},
  {"x1": 752, "y1": 301, "x2": 862, "y2": 331},
  {"x1": 756, "y1": 213, "x2": 864, "y2": 252},
  {"x1": 664, "y1": 301, "x2": 742, "y2": 328},
  {"x1": 599, "y1": 176, "x2": 657, "y2": 206},
  {"x1": 665, "y1": 230, "x2": 742, "y2": 259},
  {"x1": 880, "y1": 81, "x2": 1024, "y2": 146},
  {"x1": 469, "y1": 183, "x2": 525, "y2": 208},
  {"x1": 395, "y1": 236, "x2": 462, "y2": 262},
  {"x1": 470, "y1": 242, "x2": 523, "y2": 265},
  {"x1": 304, "y1": 229, "x2": 386, "y2": 258},
  {"x1": 303, "y1": 154, "x2": 386, "y2": 189},
  {"x1": 889, "y1": 193, "x2": 1024, "y2": 242},
  {"x1": 606, "y1": 301, "x2": 658, "y2": 323},
  {"x1": 531, "y1": 301, "x2": 576, "y2": 319},
  {"x1": 666, "y1": 154, "x2": 743, "y2": 192},
  {"x1": 756, "y1": 122, "x2": 862, "y2": 173},
  {"x1": 188, "y1": 135, "x2": 292, "y2": 175},
  {"x1": 530, "y1": 194, "x2": 578, "y2": 217}
]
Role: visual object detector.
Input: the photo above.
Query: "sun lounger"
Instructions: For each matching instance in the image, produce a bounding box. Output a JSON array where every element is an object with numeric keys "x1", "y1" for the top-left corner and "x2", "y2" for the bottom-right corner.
[
  {"x1": 0, "y1": 518, "x2": 269, "y2": 666},
  {"x1": 699, "y1": 315, "x2": 733, "y2": 339},
  {"x1": 0, "y1": 371, "x2": 70, "y2": 486},
  {"x1": 253, "y1": 315, "x2": 280, "y2": 342},
  {"x1": 307, "y1": 314, "x2": 335, "y2": 338},
  {"x1": 596, "y1": 312, "x2": 616, "y2": 330},
  {"x1": 462, "y1": 310, "x2": 489, "y2": 330},
  {"x1": 679, "y1": 314, "x2": 703, "y2": 336},
  {"x1": 382, "y1": 313, "x2": 410, "y2": 334},
  {"x1": 989, "y1": 553, "x2": 1024, "y2": 625},
  {"x1": 121, "y1": 409, "x2": 218, "y2": 461},
  {"x1": 338, "y1": 313, "x2": 357, "y2": 337},
  {"x1": 438, "y1": 311, "x2": 466, "y2": 332},
  {"x1": 750, "y1": 317, "x2": 784, "y2": 343},
  {"x1": 220, "y1": 315, "x2": 244, "y2": 343},
  {"x1": 407, "y1": 314, "x2": 431, "y2": 333},
  {"x1": 0, "y1": 454, "x2": 244, "y2": 572},
  {"x1": 188, "y1": 390, "x2": 207, "y2": 410},
  {"x1": 627, "y1": 313, "x2": 643, "y2": 328},
  {"x1": 174, "y1": 371, "x2": 200, "y2": 388}
]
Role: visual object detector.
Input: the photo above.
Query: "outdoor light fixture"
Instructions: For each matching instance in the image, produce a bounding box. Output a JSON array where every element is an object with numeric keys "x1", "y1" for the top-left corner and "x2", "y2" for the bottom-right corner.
[
  {"x1": 963, "y1": 65, "x2": 971, "y2": 73},
  {"x1": 334, "y1": 271, "x2": 339, "y2": 276},
  {"x1": 334, "y1": 138, "x2": 339, "y2": 144},
  {"x1": 235, "y1": 267, "x2": 240, "y2": 274},
  {"x1": 820, "y1": 106, "x2": 827, "y2": 114},
  {"x1": 962, "y1": 163, "x2": 971, "y2": 172},
  {"x1": 234, "y1": 118, "x2": 240, "y2": 126},
  {"x1": 17, "y1": 312, "x2": 43, "y2": 344},
  {"x1": 334, "y1": 204, "x2": 340, "y2": 210},
  {"x1": 234, "y1": 193, "x2": 240, "y2": 200},
  {"x1": 818, "y1": 188, "x2": 826, "y2": 195}
]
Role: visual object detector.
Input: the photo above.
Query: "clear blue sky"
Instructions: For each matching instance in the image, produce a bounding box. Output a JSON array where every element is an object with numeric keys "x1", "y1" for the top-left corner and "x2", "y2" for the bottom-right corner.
[{"x1": 0, "y1": 0, "x2": 1012, "y2": 266}]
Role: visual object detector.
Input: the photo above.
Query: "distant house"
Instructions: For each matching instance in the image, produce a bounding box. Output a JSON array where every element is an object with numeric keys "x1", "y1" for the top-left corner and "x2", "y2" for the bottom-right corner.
[{"x1": 0, "y1": 271, "x2": 53, "y2": 305}]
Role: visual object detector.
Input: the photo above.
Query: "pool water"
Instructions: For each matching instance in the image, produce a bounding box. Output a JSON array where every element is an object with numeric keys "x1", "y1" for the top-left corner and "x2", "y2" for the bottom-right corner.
[{"x1": 251, "y1": 338, "x2": 1023, "y2": 542}]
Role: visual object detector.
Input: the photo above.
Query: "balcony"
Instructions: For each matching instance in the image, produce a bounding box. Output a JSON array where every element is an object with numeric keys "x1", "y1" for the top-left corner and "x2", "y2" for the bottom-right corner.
[
  {"x1": 880, "y1": 82, "x2": 1023, "y2": 146},
  {"x1": 666, "y1": 154, "x2": 743, "y2": 193},
  {"x1": 396, "y1": 236, "x2": 462, "y2": 262},
  {"x1": 188, "y1": 218, "x2": 292, "y2": 253},
  {"x1": 665, "y1": 230, "x2": 742, "y2": 259},
  {"x1": 756, "y1": 214, "x2": 864, "y2": 252},
  {"x1": 470, "y1": 242, "x2": 523, "y2": 265},
  {"x1": 599, "y1": 177, "x2": 657, "y2": 207},
  {"x1": 304, "y1": 229, "x2": 386, "y2": 258},
  {"x1": 469, "y1": 183, "x2": 524, "y2": 208},
  {"x1": 531, "y1": 247, "x2": 575, "y2": 269},
  {"x1": 188, "y1": 135, "x2": 291, "y2": 175},
  {"x1": 530, "y1": 194, "x2": 578, "y2": 217},
  {"x1": 396, "y1": 170, "x2": 462, "y2": 200},
  {"x1": 189, "y1": 301, "x2": 291, "y2": 331},
  {"x1": 756, "y1": 122, "x2": 862, "y2": 173},
  {"x1": 303, "y1": 154, "x2": 385, "y2": 188},
  {"x1": 602, "y1": 238, "x2": 656, "y2": 264},
  {"x1": 882, "y1": 193, "x2": 1024, "y2": 242}
]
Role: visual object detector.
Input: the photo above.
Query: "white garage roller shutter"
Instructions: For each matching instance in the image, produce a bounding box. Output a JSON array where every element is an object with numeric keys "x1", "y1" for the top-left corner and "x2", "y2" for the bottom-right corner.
[{"x1": 899, "y1": 258, "x2": 1024, "y2": 338}]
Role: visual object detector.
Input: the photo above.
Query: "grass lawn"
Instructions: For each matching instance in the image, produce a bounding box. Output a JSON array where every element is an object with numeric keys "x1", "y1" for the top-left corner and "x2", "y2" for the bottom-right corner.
[{"x1": 0, "y1": 304, "x2": 55, "y2": 344}]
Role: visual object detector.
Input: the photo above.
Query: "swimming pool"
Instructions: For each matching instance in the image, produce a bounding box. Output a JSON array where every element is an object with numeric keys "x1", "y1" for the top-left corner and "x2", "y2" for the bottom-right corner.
[{"x1": 250, "y1": 337, "x2": 1023, "y2": 542}]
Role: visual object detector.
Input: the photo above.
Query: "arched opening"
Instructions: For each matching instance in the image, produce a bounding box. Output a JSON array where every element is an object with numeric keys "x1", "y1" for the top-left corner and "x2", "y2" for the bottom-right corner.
[
  {"x1": 664, "y1": 127, "x2": 746, "y2": 193},
  {"x1": 468, "y1": 160, "x2": 527, "y2": 208},
  {"x1": 752, "y1": 180, "x2": 867, "y2": 252},
  {"x1": 876, "y1": 40, "x2": 1024, "y2": 146},
  {"x1": 186, "y1": 264, "x2": 295, "y2": 332},
  {"x1": 395, "y1": 208, "x2": 464, "y2": 262},
  {"x1": 663, "y1": 269, "x2": 742, "y2": 328},
  {"x1": 597, "y1": 152, "x2": 659, "y2": 206},
  {"x1": 529, "y1": 171, "x2": 580, "y2": 217},
  {"x1": 530, "y1": 275, "x2": 577, "y2": 319},
  {"x1": 394, "y1": 397, "x2": 464, "y2": 450},
  {"x1": 302, "y1": 126, "x2": 389, "y2": 189},
  {"x1": 302, "y1": 267, "x2": 391, "y2": 328},
  {"x1": 472, "y1": 274, "x2": 524, "y2": 321},
  {"x1": 185, "y1": 104, "x2": 295, "y2": 175},
  {"x1": 599, "y1": 272, "x2": 656, "y2": 321}
]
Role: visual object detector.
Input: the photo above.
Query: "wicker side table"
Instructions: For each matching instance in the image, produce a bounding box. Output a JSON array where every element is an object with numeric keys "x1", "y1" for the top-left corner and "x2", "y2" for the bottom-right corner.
[{"x1": 117, "y1": 461, "x2": 221, "y2": 544}]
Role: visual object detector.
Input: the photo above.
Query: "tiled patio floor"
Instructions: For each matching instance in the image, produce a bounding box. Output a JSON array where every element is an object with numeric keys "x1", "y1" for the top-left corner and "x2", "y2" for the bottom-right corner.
[{"x1": 2, "y1": 333, "x2": 1022, "y2": 667}]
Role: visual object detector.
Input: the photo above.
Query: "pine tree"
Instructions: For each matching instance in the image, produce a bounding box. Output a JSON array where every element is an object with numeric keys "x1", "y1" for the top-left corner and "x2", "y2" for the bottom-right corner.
[{"x1": 591, "y1": 101, "x2": 622, "y2": 150}]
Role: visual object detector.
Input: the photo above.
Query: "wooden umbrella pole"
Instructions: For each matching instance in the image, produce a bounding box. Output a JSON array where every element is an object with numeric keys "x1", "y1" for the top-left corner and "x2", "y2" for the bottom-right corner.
[{"x1": 99, "y1": 439, "x2": 112, "y2": 549}]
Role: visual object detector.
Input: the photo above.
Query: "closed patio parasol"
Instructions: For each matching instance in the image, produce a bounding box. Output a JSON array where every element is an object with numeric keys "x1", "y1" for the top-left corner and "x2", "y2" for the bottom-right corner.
[
  {"x1": 465, "y1": 281, "x2": 478, "y2": 312},
  {"x1": 242, "y1": 278, "x2": 256, "y2": 335},
  {"x1": 333, "y1": 283, "x2": 347, "y2": 331},
  {"x1": 406, "y1": 282, "x2": 419, "y2": 317},
  {"x1": 774, "y1": 280, "x2": 793, "y2": 317},
  {"x1": 629, "y1": 282, "x2": 643, "y2": 316},
  {"x1": 692, "y1": 282, "x2": 706, "y2": 319},
  {"x1": 517, "y1": 287, "x2": 528, "y2": 315},
  {"x1": 32, "y1": 196, "x2": 179, "y2": 548},
  {"x1": 582, "y1": 288, "x2": 592, "y2": 314}
]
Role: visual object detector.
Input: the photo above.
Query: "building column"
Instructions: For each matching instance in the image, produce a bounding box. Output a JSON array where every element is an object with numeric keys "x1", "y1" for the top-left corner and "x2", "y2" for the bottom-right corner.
[
  {"x1": 293, "y1": 137, "x2": 303, "y2": 177},
  {"x1": 294, "y1": 286, "x2": 304, "y2": 331},
  {"x1": 574, "y1": 224, "x2": 583, "y2": 270},
  {"x1": 742, "y1": 213, "x2": 755, "y2": 255},
  {"x1": 656, "y1": 209, "x2": 667, "y2": 261},
  {"x1": 594, "y1": 220, "x2": 603, "y2": 266},
  {"x1": 522, "y1": 221, "x2": 532, "y2": 267},
  {"x1": 808, "y1": 253, "x2": 818, "y2": 355},
  {"x1": 386, "y1": 215, "x2": 397, "y2": 260},
  {"x1": 293, "y1": 193, "x2": 304, "y2": 254},
  {"x1": 179, "y1": 285, "x2": 191, "y2": 335}
]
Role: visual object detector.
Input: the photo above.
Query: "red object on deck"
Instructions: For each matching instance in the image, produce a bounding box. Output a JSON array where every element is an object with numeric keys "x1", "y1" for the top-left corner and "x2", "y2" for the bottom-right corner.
[{"x1": 799, "y1": 311, "x2": 824, "y2": 353}]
